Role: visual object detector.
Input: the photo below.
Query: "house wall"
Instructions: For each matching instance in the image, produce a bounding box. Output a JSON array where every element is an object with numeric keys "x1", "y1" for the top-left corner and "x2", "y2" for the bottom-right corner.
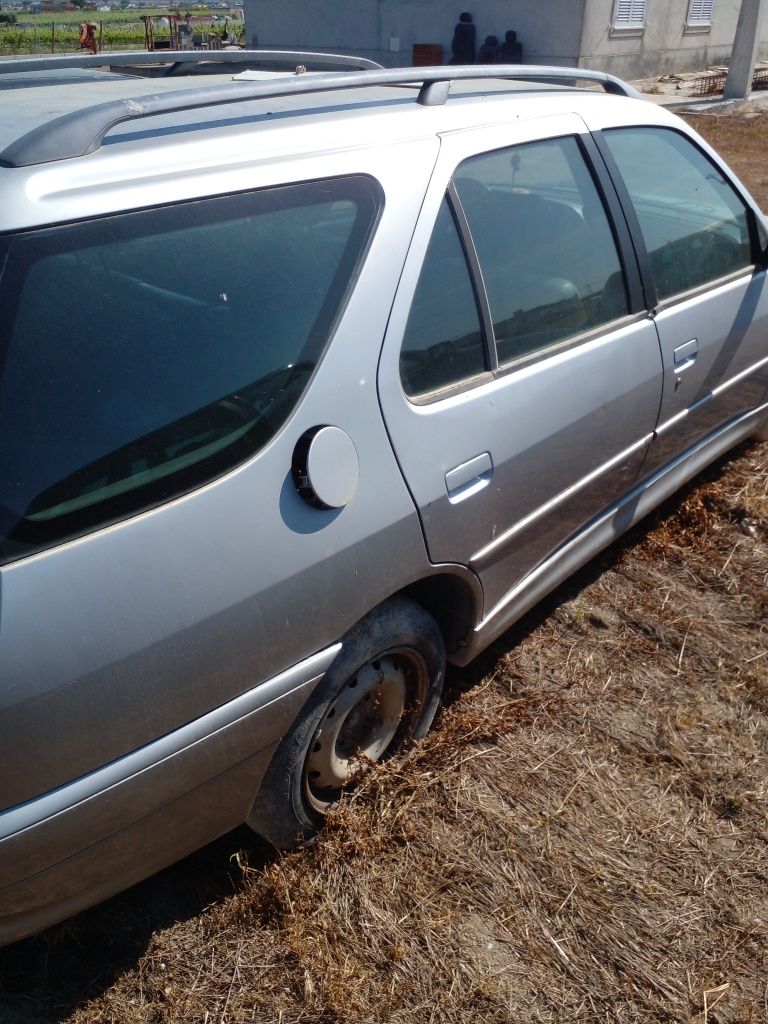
[
  {"x1": 245, "y1": 0, "x2": 586, "y2": 68},
  {"x1": 578, "y1": 0, "x2": 768, "y2": 78},
  {"x1": 245, "y1": 0, "x2": 768, "y2": 76}
]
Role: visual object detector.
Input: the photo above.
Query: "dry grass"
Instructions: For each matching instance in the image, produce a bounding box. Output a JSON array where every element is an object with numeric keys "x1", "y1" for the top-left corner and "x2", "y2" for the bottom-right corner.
[
  {"x1": 1, "y1": 113, "x2": 767, "y2": 1024},
  {"x1": 684, "y1": 108, "x2": 768, "y2": 210}
]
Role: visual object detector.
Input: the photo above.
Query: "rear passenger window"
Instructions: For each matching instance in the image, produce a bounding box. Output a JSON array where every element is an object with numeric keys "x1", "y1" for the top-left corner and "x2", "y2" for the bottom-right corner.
[
  {"x1": 455, "y1": 136, "x2": 629, "y2": 366},
  {"x1": 603, "y1": 127, "x2": 753, "y2": 301},
  {"x1": 400, "y1": 197, "x2": 487, "y2": 397},
  {"x1": 0, "y1": 176, "x2": 381, "y2": 566}
]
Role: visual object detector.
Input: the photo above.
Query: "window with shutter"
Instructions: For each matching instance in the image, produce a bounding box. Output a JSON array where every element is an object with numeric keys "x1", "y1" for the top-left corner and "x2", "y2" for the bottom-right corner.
[
  {"x1": 687, "y1": 0, "x2": 715, "y2": 25},
  {"x1": 613, "y1": 0, "x2": 646, "y2": 28}
]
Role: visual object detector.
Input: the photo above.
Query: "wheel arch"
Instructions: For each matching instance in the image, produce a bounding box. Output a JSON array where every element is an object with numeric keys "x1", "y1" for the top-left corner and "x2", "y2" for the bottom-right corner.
[{"x1": 398, "y1": 566, "x2": 482, "y2": 661}]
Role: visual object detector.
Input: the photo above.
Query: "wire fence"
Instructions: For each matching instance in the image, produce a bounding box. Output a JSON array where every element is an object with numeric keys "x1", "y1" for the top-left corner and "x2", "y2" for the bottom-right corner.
[{"x1": 690, "y1": 65, "x2": 768, "y2": 96}]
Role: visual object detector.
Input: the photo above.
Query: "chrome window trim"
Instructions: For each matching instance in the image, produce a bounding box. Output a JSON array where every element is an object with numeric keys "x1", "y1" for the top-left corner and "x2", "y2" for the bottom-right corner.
[
  {"x1": 651, "y1": 266, "x2": 759, "y2": 316},
  {"x1": 403, "y1": 310, "x2": 648, "y2": 407},
  {"x1": 491, "y1": 311, "x2": 647, "y2": 379},
  {"x1": 403, "y1": 369, "x2": 496, "y2": 406}
]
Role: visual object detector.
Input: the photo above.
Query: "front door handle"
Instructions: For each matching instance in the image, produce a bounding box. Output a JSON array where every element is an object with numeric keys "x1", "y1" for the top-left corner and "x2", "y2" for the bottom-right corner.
[
  {"x1": 445, "y1": 452, "x2": 493, "y2": 503},
  {"x1": 674, "y1": 338, "x2": 698, "y2": 371}
]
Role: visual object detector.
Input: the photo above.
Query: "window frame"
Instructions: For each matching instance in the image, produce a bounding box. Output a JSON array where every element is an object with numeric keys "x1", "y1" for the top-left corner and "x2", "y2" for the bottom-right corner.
[
  {"x1": 400, "y1": 130, "x2": 647, "y2": 406},
  {"x1": 593, "y1": 124, "x2": 762, "y2": 314},
  {"x1": 398, "y1": 192, "x2": 496, "y2": 403},
  {"x1": 686, "y1": 0, "x2": 715, "y2": 29},
  {"x1": 612, "y1": 0, "x2": 647, "y2": 34},
  {"x1": 454, "y1": 132, "x2": 645, "y2": 381}
]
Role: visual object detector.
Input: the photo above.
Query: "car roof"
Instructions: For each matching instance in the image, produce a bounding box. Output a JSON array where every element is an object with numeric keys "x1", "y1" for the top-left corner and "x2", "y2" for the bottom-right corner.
[
  {"x1": 0, "y1": 54, "x2": 678, "y2": 232},
  {"x1": 0, "y1": 54, "x2": 648, "y2": 160}
]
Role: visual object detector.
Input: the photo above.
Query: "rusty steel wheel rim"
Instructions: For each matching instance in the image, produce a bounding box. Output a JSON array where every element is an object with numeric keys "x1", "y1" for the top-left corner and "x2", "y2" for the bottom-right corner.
[{"x1": 304, "y1": 648, "x2": 428, "y2": 812}]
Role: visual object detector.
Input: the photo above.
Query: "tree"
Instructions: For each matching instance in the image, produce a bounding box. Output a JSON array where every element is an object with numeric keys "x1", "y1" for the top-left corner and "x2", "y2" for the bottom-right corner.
[{"x1": 724, "y1": 0, "x2": 766, "y2": 100}]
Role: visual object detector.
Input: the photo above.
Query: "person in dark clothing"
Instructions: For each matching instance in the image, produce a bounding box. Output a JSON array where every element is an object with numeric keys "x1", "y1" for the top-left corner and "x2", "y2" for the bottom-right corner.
[
  {"x1": 448, "y1": 12, "x2": 475, "y2": 65},
  {"x1": 496, "y1": 29, "x2": 523, "y2": 64},
  {"x1": 477, "y1": 35, "x2": 499, "y2": 64}
]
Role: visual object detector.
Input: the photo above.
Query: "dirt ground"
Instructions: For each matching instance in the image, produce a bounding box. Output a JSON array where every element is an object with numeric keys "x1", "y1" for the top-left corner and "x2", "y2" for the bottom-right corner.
[
  {"x1": 632, "y1": 61, "x2": 768, "y2": 106},
  {"x1": 683, "y1": 106, "x2": 768, "y2": 210},
  {"x1": 1, "y1": 111, "x2": 767, "y2": 1024}
]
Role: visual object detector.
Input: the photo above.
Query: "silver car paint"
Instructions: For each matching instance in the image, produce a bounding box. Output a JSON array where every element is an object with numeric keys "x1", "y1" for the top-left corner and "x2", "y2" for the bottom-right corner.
[
  {"x1": 580, "y1": 102, "x2": 768, "y2": 454},
  {"x1": 0, "y1": 134, "x2": 441, "y2": 810},
  {"x1": 0, "y1": 646, "x2": 337, "y2": 944},
  {"x1": 648, "y1": 271, "x2": 768, "y2": 467},
  {"x1": 1, "y1": 80, "x2": 766, "y2": 943},
  {"x1": 378, "y1": 114, "x2": 662, "y2": 612},
  {"x1": 463, "y1": 396, "x2": 768, "y2": 663}
]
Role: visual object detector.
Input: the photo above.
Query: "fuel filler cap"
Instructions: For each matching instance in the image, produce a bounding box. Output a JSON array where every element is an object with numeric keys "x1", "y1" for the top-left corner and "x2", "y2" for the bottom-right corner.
[{"x1": 292, "y1": 426, "x2": 359, "y2": 509}]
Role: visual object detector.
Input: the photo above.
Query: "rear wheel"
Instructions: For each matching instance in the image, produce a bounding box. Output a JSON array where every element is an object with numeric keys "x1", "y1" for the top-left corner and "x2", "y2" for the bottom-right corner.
[{"x1": 248, "y1": 596, "x2": 445, "y2": 849}]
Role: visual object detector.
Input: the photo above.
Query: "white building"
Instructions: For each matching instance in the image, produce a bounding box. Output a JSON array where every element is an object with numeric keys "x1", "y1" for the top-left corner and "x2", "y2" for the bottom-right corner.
[{"x1": 245, "y1": 0, "x2": 768, "y2": 78}]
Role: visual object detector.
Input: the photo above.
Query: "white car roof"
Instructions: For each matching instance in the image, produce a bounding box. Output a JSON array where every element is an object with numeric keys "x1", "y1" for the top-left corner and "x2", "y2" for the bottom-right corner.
[{"x1": 0, "y1": 55, "x2": 679, "y2": 231}]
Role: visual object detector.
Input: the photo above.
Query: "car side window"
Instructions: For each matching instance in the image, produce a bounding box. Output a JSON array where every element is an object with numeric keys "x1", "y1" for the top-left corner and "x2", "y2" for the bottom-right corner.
[
  {"x1": 399, "y1": 197, "x2": 487, "y2": 397},
  {"x1": 454, "y1": 135, "x2": 629, "y2": 367},
  {"x1": 602, "y1": 127, "x2": 753, "y2": 302},
  {"x1": 0, "y1": 176, "x2": 381, "y2": 567}
]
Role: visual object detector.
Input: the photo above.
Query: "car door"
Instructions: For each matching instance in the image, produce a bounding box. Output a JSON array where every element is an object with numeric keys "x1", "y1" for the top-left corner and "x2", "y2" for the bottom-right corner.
[
  {"x1": 378, "y1": 115, "x2": 663, "y2": 618},
  {"x1": 593, "y1": 121, "x2": 768, "y2": 470}
]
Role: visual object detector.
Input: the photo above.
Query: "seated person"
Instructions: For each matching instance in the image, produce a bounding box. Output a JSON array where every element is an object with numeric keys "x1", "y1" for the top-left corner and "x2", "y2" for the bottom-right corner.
[
  {"x1": 477, "y1": 35, "x2": 499, "y2": 63},
  {"x1": 496, "y1": 30, "x2": 522, "y2": 64}
]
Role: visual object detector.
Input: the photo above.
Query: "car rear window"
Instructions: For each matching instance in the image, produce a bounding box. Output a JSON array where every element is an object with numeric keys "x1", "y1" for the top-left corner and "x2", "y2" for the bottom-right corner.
[{"x1": 0, "y1": 176, "x2": 381, "y2": 566}]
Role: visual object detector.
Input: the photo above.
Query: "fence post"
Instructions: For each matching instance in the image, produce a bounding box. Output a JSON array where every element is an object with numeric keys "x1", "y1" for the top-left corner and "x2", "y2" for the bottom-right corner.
[
  {"x1": 99, "y1": 19, "x2": 103, "y2": 51},
  {"x1": 51, "y1": 20, "x2": 54, "y2": 53}
]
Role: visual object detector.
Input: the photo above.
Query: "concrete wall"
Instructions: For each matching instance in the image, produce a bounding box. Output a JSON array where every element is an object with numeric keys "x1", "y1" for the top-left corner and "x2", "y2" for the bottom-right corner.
[
  {"x1": 245, "y1": 0, "x2": 768, "y2": 76},
  {"x1": 245, "y1": 0, "x2": 585, "y2": 68},
  {"x1": 578, "y1": 0, "x2": 768, "y2": 78}
]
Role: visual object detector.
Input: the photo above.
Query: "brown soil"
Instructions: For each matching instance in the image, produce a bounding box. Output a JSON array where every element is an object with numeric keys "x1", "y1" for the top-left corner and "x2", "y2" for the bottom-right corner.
[
  {"x1": 683, "y1": 108, "x2": 768, "y2": 210},
  {"x1": 1, "y1": 113, "x2": 767, "y2": 1024}
]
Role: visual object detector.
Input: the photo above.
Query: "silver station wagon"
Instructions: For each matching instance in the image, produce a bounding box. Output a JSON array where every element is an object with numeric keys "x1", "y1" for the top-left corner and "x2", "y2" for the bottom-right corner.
[{"x1": 1, "y1": 51, "x2": 767, "y2": 944}]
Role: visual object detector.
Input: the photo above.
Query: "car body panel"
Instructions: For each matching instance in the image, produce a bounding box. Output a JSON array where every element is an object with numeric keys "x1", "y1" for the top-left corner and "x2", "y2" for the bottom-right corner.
[
  {"x1": 0, "y1": 137, "x2": 440, "y2": 810},
  {"x1": 462, "y1": 395, "x2": 768, "y2": 663},
  {"x1": 649, "y1": 270, "x2": 768, "y2": 467},
  {"x1": 0, "y1": 646, "x2": 336, "y2": 905},
  {"x1": 581, "y1": 104, "x2": 768, "y2": 464},
  {"x1": 378, "y1": 114, "x2": 663, "y2": 612},
  {"x1": 0, "y1": 66, "x2": 766, "y2": 944},
  {"x1": 0, "y1": 752, "x2": 271, "y2": 945}
]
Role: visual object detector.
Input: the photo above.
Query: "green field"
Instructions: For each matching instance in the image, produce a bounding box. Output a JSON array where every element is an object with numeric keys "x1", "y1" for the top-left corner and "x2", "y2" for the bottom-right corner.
[{"x1": 0, "y1": 10, "x2": 244, "y2": 55}]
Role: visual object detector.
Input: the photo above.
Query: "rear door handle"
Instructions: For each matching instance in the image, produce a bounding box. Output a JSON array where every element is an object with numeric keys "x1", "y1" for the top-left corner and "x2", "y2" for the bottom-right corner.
[
  {"x1": 445, "y1": 452, "x2": 493, "y2": 503},
  {"x1": 674, "y1": 338, "x2": 698, "y2": 371}
]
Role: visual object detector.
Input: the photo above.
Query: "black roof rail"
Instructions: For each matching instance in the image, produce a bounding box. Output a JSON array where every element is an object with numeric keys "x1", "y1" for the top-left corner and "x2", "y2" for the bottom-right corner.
[
  {"x1": 0, "y1": 49, "x2": 384, "y2": 77},
  {"x1": 0, "y1": 63, "x2": 643, "y2": 169}
]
